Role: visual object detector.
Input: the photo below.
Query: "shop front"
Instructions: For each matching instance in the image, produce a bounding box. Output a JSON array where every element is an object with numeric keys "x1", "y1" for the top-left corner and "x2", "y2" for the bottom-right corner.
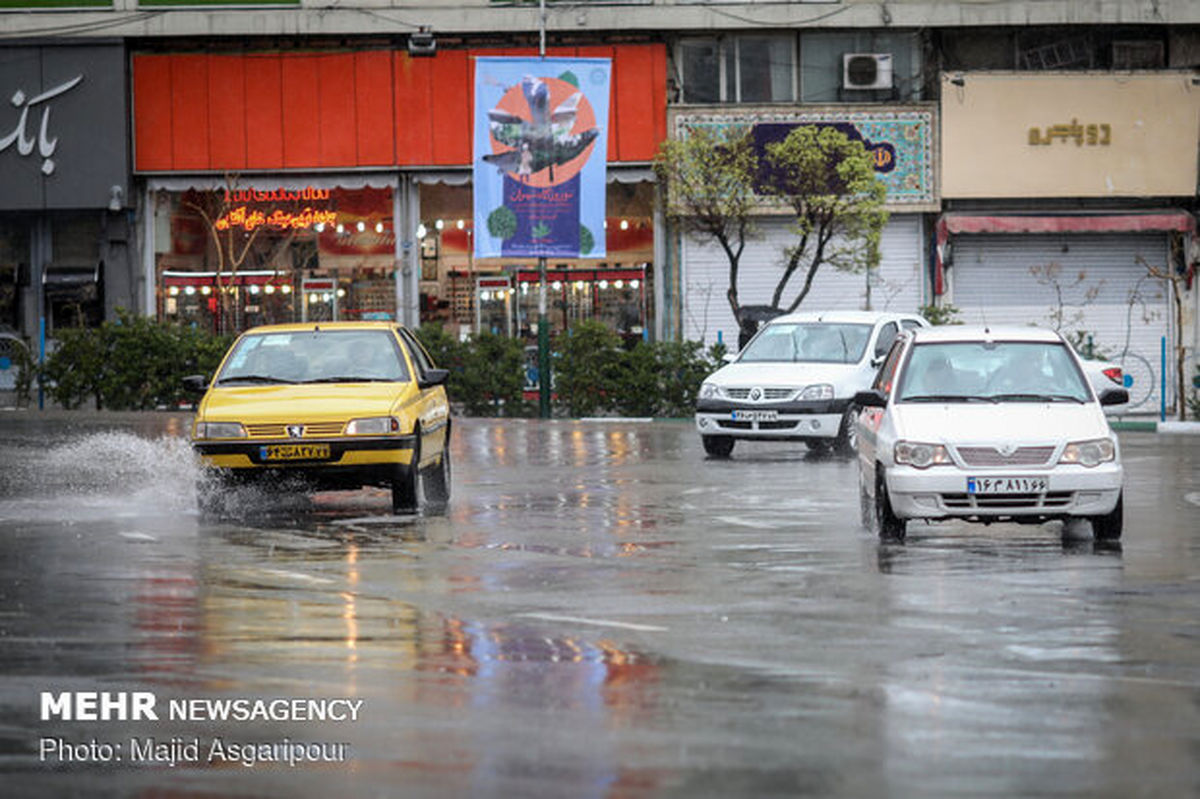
[
  {"x1": 670, "y1": 106, "x2": 939, "y2": 348},
  {"x1": 0, "y1": 44, "x2": 132, "y2": 344},
  {"x1": 149, "y1": 182, "x2": 399, "y2": 334},
  {"x1": 131, "y1": 44, "x2": 667, "y2": 339},
  {"x1": 938, "y1": 72, "x2": 1200, "y2": 413}
]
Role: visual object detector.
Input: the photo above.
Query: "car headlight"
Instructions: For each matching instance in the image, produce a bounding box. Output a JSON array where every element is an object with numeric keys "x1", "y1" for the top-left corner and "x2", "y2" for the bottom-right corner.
[
  {"x1": 894, "y1": 440, "x2": 952, "y2": 469},
  {"x1": 799, "y1": 384, "x2": 834, "y2": 401},
  {"x1": 699, "y1": 382, "x2": 720, "y2": 400},
  {"x1": 345, "y1": 416, "x2": 401, "y2": 436},
  {"x1": 1060, "y1": 438, "x2": 1115, "y2": 467},
  {"x1": 193, "y1": 421, "x2": 247, "y2": 440}
]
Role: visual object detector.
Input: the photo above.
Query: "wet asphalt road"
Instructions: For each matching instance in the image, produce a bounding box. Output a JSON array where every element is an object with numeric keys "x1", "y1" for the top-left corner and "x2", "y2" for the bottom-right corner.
[{"x1": 0, "y1": 412, "x2": 1199, "y2": 798}]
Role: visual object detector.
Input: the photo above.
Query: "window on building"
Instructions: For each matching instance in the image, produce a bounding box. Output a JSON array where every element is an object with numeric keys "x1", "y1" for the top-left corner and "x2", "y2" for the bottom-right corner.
[
  {"x1": 799, "y1": 30, "x2": 922, "y2": 103},
  {"x1": 678, "y1": 35, "x2": 796, "y2": 104}
]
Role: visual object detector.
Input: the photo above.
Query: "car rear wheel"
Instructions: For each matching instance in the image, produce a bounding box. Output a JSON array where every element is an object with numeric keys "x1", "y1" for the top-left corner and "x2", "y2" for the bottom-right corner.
[
  {"x1": 392, "y1": 435, "x2": 420, "y2": 514},
  {"x1": 702, "y1": 435, "x2": 734, "y2": 459},
  {"x1": 875, "y1": 472, "x2": 907, "y2": 542},
  {"x1": 1089, "y1": 493, "x2": 1123, "y2": 541}
]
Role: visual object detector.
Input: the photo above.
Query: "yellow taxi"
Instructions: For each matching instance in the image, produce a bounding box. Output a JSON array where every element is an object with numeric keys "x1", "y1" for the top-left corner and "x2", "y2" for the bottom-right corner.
[{"x1": 187, "y1": 321, "x2": 451, "y2": 514}]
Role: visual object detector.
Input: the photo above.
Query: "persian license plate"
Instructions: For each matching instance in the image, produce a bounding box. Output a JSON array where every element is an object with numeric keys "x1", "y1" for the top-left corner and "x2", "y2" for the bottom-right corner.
[
  {"x1": 732, "y1": 410, "x2": 779, "y2": 422},
  {"x1": 260, "y1": 444, "x2": 331, "y2": 461},
  {"x1": 967, "y1": 476, "x2": 1047, "y2": 494}
]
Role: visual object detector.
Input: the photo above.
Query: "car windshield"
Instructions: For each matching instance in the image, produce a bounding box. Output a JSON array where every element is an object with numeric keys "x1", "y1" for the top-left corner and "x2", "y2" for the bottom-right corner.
[
  {"x1": 216, "y1": 330, "x2": 411, "y2": 385},
  {"x1": 896, "y1": 341, "x2": 1091, "y2": 403},
  {"x1": 739, "y1": 323, "x2": 872, "y2": 364}
]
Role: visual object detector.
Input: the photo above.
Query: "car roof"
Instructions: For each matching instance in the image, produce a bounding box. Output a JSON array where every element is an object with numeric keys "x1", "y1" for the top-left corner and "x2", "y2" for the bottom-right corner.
[
  {"x1": 766, "y1": 310, "x2": 925, "y2": 326},
  {"x1": 908, "y1": 325, "x2": 1065, "y2": 344},
  {"x1": 240, "y1": 321, "x2": 402, "y2": 335}
]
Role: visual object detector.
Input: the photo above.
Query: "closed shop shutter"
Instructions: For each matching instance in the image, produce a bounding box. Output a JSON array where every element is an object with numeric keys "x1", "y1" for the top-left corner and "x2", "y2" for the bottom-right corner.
[
  {"x1": 682, "y1": 215, "x2": 924, "y2": 348},
  {"x1": 950, "y1": 233, "x2": 1170, "y2": 411}
]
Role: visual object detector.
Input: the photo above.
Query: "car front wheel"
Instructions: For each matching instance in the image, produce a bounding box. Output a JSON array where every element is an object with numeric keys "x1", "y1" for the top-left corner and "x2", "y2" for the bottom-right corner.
[
  {"x1": 834, "y1": 406, "x2": 858, "y2": 457},
  {"x1": 702, "y1": 435, "x2": 734, "y2": 459},
  {"x1": 1089, "y1": 493, "x2": 1123, "y2": 541},
  {"x1": 392, "y1": 435, "x2": 420, "y2": 514},
  {"x1": 875, "y1": 472, "x2": 907, "y2": 542}
]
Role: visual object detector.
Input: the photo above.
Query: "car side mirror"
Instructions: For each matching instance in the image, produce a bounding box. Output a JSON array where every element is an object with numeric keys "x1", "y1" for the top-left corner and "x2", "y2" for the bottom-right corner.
[
  {"x1": 870, "y1": 355, "x2": 885, "y2": 368},
  {"x1": 182, "y1": 374, "x2": 209, "y2": 394},
  {"x1": 853, "y1": 389, "x2": 888, "y2": 408},
  {"x1": 419, "y1": 368, "x2": 450, "y2": 389},
  {"x1": 1098, "y1": 388, "x2": 1129, "y2": 407},
  {"x1": 722, "y1": 352, "x2": 736, "y2": 364}
]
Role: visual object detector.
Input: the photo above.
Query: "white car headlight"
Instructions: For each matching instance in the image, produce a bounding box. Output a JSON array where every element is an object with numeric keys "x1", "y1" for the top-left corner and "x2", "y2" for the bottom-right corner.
[
  {"x1": 345, "y1": 416, "x2": 401, "y2": 436},
  {"x1": 1060, "y1": 438, "x2": 1115, "y2": 467},
  {"x1": 799, "y1": 384, "x2": 834, "y2": 401},
  {"x1": 699, "y1": 382, "x2": 720, "y2": 400},
  {"x1": 193, "y1": 421, "x2": 247, "y2": 440},
  {"x1": 894, "y1": 440, "x2": 952, "y2": 469}
]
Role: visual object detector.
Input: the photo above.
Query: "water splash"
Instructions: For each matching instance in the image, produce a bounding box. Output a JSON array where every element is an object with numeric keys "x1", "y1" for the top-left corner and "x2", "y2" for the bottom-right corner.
[{"x1": 0, "y1": 431, "x2": 201, "y2": 521}]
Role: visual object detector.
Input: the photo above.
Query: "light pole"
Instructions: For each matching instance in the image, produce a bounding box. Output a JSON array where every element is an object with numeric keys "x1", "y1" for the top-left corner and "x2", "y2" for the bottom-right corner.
[{"x1": 536, "y1": 0, "x2": 551, "y2": 418}]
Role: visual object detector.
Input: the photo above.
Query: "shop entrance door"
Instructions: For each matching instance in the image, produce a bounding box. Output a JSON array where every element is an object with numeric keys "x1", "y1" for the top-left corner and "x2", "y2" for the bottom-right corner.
[{"x1": 301, "y1": 278, "x2": 339, "y2": 323}]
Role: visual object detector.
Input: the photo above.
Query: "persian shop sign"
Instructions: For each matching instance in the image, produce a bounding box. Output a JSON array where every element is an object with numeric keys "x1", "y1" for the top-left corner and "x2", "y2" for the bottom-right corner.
[{"x1": 214, "y1": 187, "x2": 336, "y2": 231}]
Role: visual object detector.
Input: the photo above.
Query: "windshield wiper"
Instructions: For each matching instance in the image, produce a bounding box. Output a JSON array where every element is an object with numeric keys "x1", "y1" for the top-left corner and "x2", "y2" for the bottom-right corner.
[
  {"x1": 989, "y1": 393, "x2": 1086, "y2": 403},
  {"x1": 303, "y1": 376, "x2": 395, "y2": 383},
  {"x1": 216, "y1": 374, "x2": 297, "y2": 385},
  {"x1": 902, "y1": 394, "x2": 996, "y2": 403}
]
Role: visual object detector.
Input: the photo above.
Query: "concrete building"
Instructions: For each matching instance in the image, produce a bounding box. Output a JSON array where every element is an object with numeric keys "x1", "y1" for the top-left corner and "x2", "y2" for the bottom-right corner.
[{"x1": 1, "y1": 0, "x2": 1198, "y2": 409}]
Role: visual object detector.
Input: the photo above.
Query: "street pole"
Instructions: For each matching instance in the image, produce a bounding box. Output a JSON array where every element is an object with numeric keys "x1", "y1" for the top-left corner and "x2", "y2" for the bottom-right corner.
[{"x1": 536, "y1": 0, "x2": 551, "y2": 419}]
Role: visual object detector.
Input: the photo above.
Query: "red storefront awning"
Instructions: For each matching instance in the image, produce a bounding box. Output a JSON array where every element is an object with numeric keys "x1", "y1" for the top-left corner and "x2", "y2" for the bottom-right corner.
[{"x1": 932, "y1": 211, "x2": 1197, "y2": 294}]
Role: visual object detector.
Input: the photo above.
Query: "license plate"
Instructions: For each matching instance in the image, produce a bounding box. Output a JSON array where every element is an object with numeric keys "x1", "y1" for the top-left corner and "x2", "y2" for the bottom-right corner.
[
  {"x1": 732, "y1": 410, "x2": 779, "y2": 422},
  {"x1": 967, "y1": 476, "x2": 1047, "y2": 494},
  {"x1": 260, "y1": 444, "x2": 331, "y2": 461}
]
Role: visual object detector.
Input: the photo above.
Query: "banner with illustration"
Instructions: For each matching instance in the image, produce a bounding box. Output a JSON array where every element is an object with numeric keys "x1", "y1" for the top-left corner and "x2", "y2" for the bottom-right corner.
[{"x1": 473, "y1": 57, "x2": 611, "y2": 259}]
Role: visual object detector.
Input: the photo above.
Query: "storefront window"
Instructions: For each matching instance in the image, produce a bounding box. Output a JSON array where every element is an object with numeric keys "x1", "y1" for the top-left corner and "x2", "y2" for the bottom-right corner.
[{"x1": 154, "y1": 186, "x2": 395, "y2": 334}]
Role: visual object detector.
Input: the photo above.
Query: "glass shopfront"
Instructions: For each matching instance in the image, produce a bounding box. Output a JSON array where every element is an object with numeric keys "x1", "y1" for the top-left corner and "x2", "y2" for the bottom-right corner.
[
  {"x1": 416, "y1": 181, "x2": 655, "y2": 343},
  {"x1": 153, "y1": 186, "x2": 395, "y2": 334}
]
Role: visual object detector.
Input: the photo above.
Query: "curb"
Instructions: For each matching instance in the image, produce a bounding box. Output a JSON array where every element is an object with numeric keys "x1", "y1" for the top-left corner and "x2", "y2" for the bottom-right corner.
[{"x1": 1111, "y1": 419, "x2": 1200, "y2": 435}]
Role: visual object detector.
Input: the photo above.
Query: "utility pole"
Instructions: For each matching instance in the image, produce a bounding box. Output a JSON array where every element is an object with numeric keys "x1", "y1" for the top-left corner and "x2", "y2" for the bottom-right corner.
[{"x1": 536, "y1": 0, "x2": 551, "y2": 418}]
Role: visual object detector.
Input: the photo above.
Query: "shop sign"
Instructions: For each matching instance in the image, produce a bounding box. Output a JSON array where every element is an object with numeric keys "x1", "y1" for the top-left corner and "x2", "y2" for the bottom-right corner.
[
  {"x1": 473, "y1": 57, "x2": 612, "y2": 259},
  {"x1": 215, "y1": 206, "x2": 337, "y2": 232},
  {"x1": 941, "y1": 72, "x2": 1200, "y2": 199},
  {"x1": 669, "y1": 106, "x2": 938, "y2": 212},
  {"x1": 0, "y1": 45, "x2": 128, "y2": 211}
]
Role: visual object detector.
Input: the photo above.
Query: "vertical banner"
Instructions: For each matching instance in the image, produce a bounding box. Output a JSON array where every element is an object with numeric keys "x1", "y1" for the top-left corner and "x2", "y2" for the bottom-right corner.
[{"x1": 473, "y1": 57, "x2": 611, "y2": 259}]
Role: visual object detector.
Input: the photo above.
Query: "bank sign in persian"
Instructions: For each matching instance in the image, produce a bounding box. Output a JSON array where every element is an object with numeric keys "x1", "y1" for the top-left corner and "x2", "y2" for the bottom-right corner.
[{"x1": 473, "y1": 57, "x2": 611, "y2": 259}]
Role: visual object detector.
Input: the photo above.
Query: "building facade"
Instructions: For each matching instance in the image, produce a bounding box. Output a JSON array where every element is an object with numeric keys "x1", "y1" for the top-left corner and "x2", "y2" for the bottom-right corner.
[{"x1": 2, "y1": 1, "x2": 1198, "y2": 409}]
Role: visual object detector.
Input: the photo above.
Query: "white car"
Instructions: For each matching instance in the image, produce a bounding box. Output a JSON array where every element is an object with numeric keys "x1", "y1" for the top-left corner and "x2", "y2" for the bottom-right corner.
[
  {"x1": 695, "y1": 311, "x2": 927, "y2": 457},
  {"x1": 854, "y1": 326, "x2": 1128, "y2": 542}
]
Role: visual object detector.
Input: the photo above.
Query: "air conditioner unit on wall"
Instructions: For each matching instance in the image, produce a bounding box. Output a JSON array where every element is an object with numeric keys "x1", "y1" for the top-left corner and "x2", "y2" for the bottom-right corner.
[{"x1": 843, "y1": 53, "x2": 893, "y2": 90}]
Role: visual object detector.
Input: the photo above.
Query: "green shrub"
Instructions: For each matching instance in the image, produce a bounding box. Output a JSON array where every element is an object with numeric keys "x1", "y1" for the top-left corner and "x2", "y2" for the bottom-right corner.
[
  {"x1": 457, "y1": 331, "x2": 528, "y2": 417},
  {"x1": 552, "y1": 321, "x2": 624, "y2": 417},
  {"x1": 41, "y1": 310, "x2": 233, "y2": 410}
]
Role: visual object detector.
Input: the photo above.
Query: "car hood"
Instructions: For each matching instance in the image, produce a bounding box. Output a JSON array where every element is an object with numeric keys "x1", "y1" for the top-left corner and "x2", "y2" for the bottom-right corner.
[
  {"x1": 200, "y1": 383, "x2": 409, "y2": 422},
  {"x1": 708, "y1": 361, "x2": 859, "y2": 387},
  {"x1": 891, "y1": 403, "x2": 1110, "y2": 444}
]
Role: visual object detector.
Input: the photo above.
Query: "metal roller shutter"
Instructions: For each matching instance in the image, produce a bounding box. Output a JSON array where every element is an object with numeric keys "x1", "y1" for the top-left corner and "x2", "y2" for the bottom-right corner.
[
  {"x1": 949, "y1": 233, "x2": 1171, "y2": 411},
  {"x1": 682, "y1": 215, "x2": 925, "y2": 348}
]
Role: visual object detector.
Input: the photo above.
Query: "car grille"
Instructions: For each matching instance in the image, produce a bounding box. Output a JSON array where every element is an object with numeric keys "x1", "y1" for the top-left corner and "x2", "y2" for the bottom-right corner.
[
  {"x1": 940, "y1": 491, "x2": 1074, "y2": 510},
  {"x1": 244, "y1": 421, "x2": 346, "y2": 439},
  {"x1": 955, "y1": 445, "x2": 1055, "y2": 467},
  {"x1": 723, "y1": 387, "x2": 796, "y2": 401}
]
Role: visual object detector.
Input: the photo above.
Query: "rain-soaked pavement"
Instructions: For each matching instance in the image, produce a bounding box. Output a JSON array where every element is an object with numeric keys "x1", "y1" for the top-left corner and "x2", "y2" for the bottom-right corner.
[{"x1": 0, "y1": 412, "x2": 1199, "y2": 798}]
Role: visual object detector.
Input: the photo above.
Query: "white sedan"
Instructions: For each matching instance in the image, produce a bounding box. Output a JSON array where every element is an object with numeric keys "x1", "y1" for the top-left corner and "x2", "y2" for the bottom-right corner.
[{"x1": 854, "y1": 326, "x2": 1128, "y2": 542}]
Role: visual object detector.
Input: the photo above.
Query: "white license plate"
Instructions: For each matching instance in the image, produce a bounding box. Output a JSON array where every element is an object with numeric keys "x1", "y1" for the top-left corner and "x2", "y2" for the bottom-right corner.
[
  {"x1": 732, "y1": 410, "x2": 779, "y2": 422},
  {"x1": 967, "y1": 476, "x2": 1047, "y2": 494}
]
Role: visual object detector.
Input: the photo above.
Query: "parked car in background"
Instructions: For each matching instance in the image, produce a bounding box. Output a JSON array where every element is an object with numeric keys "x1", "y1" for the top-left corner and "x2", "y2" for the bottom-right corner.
[
  {"x1": 187, "y1": 321, "x2": 451, "y2": 515},
  {"x1": 695, "y1": 311, "x2": 927, "y2": 457},
  {"x1": 854, "y1": 326, "x2": 1128, "y2": 543}
]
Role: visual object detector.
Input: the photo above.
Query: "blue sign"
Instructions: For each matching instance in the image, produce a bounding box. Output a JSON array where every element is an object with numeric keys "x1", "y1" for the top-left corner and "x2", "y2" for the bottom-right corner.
[{"x1": 473, "y1": 57, "x2": 611, "y2": 259}]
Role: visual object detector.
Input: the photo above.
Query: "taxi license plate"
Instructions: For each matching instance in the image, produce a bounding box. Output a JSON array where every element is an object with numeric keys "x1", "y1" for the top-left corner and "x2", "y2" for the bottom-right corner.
[
  {"x1": 260, "y1": 444, "x2": 331, "y2": 461},
  {"x1": 967, "y1": 476, "x2": 1047, "y2": 494},
  {"x1": 732, "y1": 410, "x2": 779, "y2": 422}
]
